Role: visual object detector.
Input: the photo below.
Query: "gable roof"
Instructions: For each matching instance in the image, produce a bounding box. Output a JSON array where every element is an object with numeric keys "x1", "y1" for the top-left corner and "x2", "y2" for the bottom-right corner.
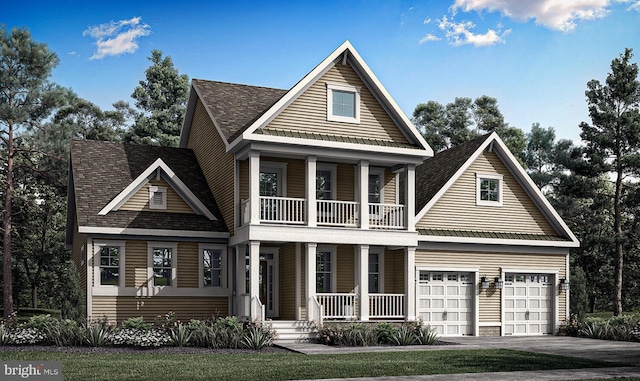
[
  {"x1": 67, "y1": 140, "x2": 227, "y2": 238},
  {"x1": 415, "y1": 132, "x2": 579, "y2": 246},
  {"x1": 180, "y1": 41, "x2": 433, "y2": 157}
]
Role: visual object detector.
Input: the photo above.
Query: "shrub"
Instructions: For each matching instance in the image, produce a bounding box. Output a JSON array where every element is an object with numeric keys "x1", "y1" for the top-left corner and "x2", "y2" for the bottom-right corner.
[
  {"x1": 391, "y1": 325, "x2": 417, "y2": 346},
  {"x1": 23, "y1": 314, "x2": 58, "y2": 331},
  {"x1": 342, "y1": 323, "x2": 377, "y2": 346},
  {"x1": 416, "y1": 325, "x2": 439, "y2": 345},
  {"x1": 85, "y1": 324, "x2": 110, "y2": 347},
  {"x1": 186, "y1": 319, "x2": 211, "y2": 347},
  {"x1": 110, "y1": 329, "x2": 171, "y2": 348},
  {"x1": 6, "y1": 328, "x2": 46, "y2": 345},
  {"x1": 169, "y1": 324, "x2": 192, "y2": 347},
  {"x1": 122, "y1": 316, "x2": 151, "y2": 331},
  {"x1": 0, "y1": 323, "x2": 9, "y2": 345},
  {"x1": 242, "y1": 326, "x2": 273, "y2": 350},
  {"x1": 374, "y1": 322, "x2": 398, "y2": 344},
  {"x1": 45, "y1": 319, "x2": 85, "y2": 346},
  {"x1": 316, "y1": 323, "x2": 342, "y2": 346},
  {"x1": 155, "y1": 311, "x2": 178, "y2": 331}
]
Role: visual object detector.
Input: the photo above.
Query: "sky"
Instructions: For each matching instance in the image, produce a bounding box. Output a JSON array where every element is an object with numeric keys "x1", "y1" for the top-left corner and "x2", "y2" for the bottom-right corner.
[{"x1": 4, "y1": 0, "x2": 640, "y2": 144}]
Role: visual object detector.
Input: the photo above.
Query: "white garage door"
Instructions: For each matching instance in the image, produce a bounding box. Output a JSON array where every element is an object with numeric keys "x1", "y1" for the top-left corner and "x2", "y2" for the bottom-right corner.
[
  {"x1": 417, "y1": 271, "x2": 474, "y2": 336},
  {"x1": 504, "y1": 273, "x2": 553, "y2": 335}
]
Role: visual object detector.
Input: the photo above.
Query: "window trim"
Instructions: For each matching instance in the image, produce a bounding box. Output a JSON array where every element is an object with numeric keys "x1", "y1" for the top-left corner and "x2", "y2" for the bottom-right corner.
[
  {"x1": 93, "y1": 240, "x2": 125, "y2": 288},
  {"x1": 316, "y1": 245, "x2": 337, "y2": 293},
  {"x1": 476, "y1": 173, "x2": 503, "y2": 207},
  {"x1": 199, "y1": 244, "x2": 227, "y2": 288},
  {"x1": 147, "y1": 242, "x2": 178, "y2": 287},
  {"x1": 326, "y1": 83, "x2": 361, "y2": 124},
  {"x1": 148, "y1": 185, "x2": 167, "y2": 210}
]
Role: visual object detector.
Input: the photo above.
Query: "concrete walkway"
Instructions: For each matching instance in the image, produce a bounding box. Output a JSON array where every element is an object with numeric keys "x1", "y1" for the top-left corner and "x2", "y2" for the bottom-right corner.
[{"x1": 276, "y1": 336, "x2": 640, "y2": 380}]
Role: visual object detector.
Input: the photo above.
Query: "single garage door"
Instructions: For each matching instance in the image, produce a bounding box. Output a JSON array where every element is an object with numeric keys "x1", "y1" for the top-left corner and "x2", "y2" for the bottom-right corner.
[
  {"x1": 504, "y1": 273, "x2": 553, "y2": 335},
  {"x1": 417, "y1": 271, "x2": 474, "y2": 336}
]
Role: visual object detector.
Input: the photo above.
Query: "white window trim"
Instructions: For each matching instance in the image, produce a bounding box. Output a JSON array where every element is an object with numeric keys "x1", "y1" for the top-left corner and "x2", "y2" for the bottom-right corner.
[
  {"x1": 148, "y1": 185, "x2": 167, "y2": 210},
  {"x1": 93, "y1": 240, "x2": 126, "y2": 288},
  {"x1": 317, "y1": 163, "x2": 338, "y2": 200},
  {"x1": 369, "y1": 249, "x2": 384, "y2": 294},
  {"x1": 260, "y1": 161, "x2": 288, "y2": 197},
  {"x1": 476, "y1": 173, "x2": 503, "y2": 207},
  {"x1": 199, "y1": 244, "x2": 228, "y2": 288},
  {"x1": 326, "y1": 83, "x2": 361, "y2": 124},
  {"x1": 147, "y1": 242, "x2": 178, "y2": 288},
  {"x1": 317, "y1": 245, "x2": 337, "y2": 293}
]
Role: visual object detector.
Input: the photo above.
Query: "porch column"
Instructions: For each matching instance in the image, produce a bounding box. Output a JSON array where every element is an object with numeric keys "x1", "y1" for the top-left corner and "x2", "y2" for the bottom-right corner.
[
  {"x1": 405, "y1": 164, "x2": 416, "y2": 232},
  {"x1": 305, "y1": 243, "x2": 317, "y2": 321},
  {"x1": 248, "y1": 241, "x2": 261, "y2": 319},
  {"x1": 235, "y1": 245, "x2": 247, "y2": 318},
  {"x1": 358, "y1": 160, "x2": 369, "y2": 229},
  {"x1": 357, "y1": 245, "x2": 370, "y2": 321},
  {"x1": 306, "y1": 156, "x2": 317, "y2": 227},
  {"x1": 405, "y1": 246, "x2": 416, "y2": 321},
  {"x1": 249, "y1": 150, "x2": 260, "y2": 225}
]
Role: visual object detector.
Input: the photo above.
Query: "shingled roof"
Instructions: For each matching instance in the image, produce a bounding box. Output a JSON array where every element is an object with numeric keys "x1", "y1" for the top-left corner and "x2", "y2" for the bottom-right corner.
[
  {"x1": 191, "y1": 79, "x2": 287, "y2": 143},
  {"x1": 69, "y1": 140, "x2": 227, "y2": 233},
  {"x1": 415, "y1": 134, "x2": 492, "y2": 212}
]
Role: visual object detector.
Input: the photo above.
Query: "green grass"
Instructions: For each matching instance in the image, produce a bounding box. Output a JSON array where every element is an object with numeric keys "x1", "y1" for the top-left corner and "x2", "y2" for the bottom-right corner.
[{"x1": 0, "y1": 349, "x2": 619, "y2": 381}]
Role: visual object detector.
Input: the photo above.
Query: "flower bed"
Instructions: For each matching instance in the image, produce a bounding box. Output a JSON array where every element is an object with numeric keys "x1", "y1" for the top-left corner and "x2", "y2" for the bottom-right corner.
[{"x1": 316, "y1": 321, "x2": 440, "y2": 347}]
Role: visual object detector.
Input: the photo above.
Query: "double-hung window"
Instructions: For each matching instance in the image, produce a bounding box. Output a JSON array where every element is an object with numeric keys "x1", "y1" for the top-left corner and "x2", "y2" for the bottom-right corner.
[
  {"x1": 368, "y1": 252, "x2": 383, "y2": 293},
  {"x1": 99, "y1": 246, "x2": 120, "y2": 286},
  {"x1": 202, "y1": 246, "x2": 226, "y2": 288},
  {"x1": 148, "y1": 243, "x2": 177, "y2": 287},
  {"x1": 476, "y1": 173, "x2": 503, "y2": 206},
  {"x1": 326, "y1": 83, "x2": 360, "y2": 123},
  {"x1": 316, "y1": 249, "x2": 333, "y2": 293}
]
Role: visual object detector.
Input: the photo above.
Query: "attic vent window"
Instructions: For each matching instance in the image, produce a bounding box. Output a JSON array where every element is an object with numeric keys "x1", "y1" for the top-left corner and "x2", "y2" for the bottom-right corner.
[
  {"x1": 476, "y1": 173, "x2": 503, "y2": 207},
  {"x1": 149, "y1": 186, "x2": 167, "y2": 210},
  {"x1": 326, "y1": 83, "x2": 360, "y2": 124}
]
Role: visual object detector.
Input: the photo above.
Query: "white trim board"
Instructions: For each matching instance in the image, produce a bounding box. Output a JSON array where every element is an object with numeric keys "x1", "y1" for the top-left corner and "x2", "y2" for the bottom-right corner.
[{"x1": 78, "y1": 226, "x2": 229, "y2": 239}]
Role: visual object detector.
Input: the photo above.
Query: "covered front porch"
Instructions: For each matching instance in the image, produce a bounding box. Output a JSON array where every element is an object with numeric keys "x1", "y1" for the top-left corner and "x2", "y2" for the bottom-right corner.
[{"x1": 232, "y1": 241, "x2": 416, "y2": 325}]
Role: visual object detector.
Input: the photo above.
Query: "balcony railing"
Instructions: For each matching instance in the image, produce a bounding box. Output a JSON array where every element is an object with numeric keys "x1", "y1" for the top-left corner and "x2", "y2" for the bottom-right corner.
[{"x1": 240, "y1": 198, "x2": 405, "y2": 229}]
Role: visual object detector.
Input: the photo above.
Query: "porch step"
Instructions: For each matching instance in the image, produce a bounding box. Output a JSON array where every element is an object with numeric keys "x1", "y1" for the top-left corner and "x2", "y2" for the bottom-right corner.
[{"x1": 270, "y1": 320, "x2": 318, "y2": 343}]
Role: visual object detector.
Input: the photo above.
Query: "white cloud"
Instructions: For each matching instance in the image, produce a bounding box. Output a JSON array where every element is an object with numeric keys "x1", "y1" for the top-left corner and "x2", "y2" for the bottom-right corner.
[
  {"x1": 424, "y1": 17, "x2": 432, "y2": 24},
  {"x1": 617, "y1": 0, "x2": 640, "y2": 10},
  {"x1": 451, "y1": 0, "x2": 610, "y2": 32},
  {"x1": 84, "y1": 17, "x2": 151, "y2": 60},
  {"x1": 419, "y1": 33, "x2": 442, "y2": 44},
  {"x1": 437, "y1": 15, "x2": 509, "y2": 46}
]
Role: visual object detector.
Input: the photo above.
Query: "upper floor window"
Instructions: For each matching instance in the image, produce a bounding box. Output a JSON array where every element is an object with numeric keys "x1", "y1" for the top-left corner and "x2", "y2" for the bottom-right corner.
[
  {"x1": 316, "y1": 164, "x2": 337, "y2": 200},
  {"x1": 476, "y1": 173, "x2": 503, "y2": 206},
  {"x1": 326, "y1": 83, "x2": 360, "y2": 124},
  {"x1": 368, "y1": 168, "x2": 385, "y2": 204},
  {"x1": 149, "y1": 186, "x2": 167, "y2": 210},
  {"x1": 260, "y1": 162, "x2": 287, "y2": 197}
]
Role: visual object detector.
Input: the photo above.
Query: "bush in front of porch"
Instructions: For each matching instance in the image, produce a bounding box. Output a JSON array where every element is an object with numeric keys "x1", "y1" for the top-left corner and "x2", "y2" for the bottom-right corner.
[{"x1": 316, "y1": 320, "x2": 439, "y2": 347}]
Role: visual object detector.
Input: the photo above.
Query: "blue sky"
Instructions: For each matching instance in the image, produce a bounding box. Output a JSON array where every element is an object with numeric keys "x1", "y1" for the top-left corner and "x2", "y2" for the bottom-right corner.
[{"x1": 4, "y1": 0, "x2": 640, "y2": 143}]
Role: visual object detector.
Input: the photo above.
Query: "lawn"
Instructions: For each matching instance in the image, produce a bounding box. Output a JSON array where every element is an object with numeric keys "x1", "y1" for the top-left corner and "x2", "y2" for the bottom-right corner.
[{"x1": 0, "y1": 349, "x2": 619, "y2": 381}]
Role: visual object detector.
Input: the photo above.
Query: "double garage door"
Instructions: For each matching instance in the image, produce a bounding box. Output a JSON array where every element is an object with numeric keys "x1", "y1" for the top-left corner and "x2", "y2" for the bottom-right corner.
[
  {"x1": 417, "y1": 270, "x2": 554, "y2": 336},
  {"x1": 417, "y1": 271, "x2": 474, "y2": 336}
]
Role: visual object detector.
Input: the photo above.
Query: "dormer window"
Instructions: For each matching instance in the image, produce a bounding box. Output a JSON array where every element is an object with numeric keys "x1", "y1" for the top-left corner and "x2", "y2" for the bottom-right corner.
[
  {"x1": 327, "y1": 83, "x2": 360, "y2": 123},
  {"x1": 149, "y1": 186, "x2": 167, "y2": 210}
]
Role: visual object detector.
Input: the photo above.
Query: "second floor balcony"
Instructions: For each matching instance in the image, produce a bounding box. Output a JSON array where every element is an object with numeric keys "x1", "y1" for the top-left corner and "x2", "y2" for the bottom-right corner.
[{"x1": 240, "y1": 196, "x2": 406, "y2": 229}]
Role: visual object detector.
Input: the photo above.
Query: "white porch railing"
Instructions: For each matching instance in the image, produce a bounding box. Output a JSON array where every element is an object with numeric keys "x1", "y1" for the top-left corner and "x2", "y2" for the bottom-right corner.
[
  {"x1": 317, "y1": 293, "x2": 358, "y2": 319},
  {"x1": 369, "y1": 204, "x2": 405, "y2": 229},
  {"x1": 317, "y1": 200, "x2": 359, "y2": 227},
  {"x1": 369, "y1": 294, "x2": 405, "y2": 318},
  {"x1": 260, "y1": 196, "x2": 305, "y2": 224},
  {"x1": 307, "y1": 296, "x2": 324, "y2": 326},
  {"x1": 251, "y1": 296, "x2": 265, "y2": 321}
]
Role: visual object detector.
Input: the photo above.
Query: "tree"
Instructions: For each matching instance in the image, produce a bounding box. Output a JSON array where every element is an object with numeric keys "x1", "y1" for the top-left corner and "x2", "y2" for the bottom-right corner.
[
  {"x1": 523, "y1": 124, "x2": 557, "y2": 189},
  {"x1": 0, "y1": 26, "x2": 65, "y2": 319},
  {"x1": 413, "y1": 95, "x2": 526, "y2": 157},
  {"x1": 579, "y1": 48, "x2": 640, "y2": 315},
  {"x1": 124, "y1": 50, "x2": 189, "y2": 147}
]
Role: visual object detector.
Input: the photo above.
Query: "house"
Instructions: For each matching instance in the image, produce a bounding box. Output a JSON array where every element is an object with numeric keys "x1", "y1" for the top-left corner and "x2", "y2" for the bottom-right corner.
[{"x1": 66, "y1": 41, "x2": 579, "y2": 337}]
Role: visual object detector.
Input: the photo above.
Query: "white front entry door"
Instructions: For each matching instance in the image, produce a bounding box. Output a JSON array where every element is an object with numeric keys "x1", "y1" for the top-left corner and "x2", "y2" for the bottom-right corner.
[
  {"x1": 504, "y1": 273, "x2": 553, "y2": 335},
  {"x1": 416, "y1": 271, "x2": 474, "y2": 336}
]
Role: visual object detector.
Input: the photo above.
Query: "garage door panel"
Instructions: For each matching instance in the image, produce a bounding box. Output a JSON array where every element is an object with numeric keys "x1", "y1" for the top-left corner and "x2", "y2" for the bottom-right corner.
[
  {"x1": 447, "y1": 299, "x2": 459, "y2": 308},
  {"x1": 504, "y1": 273, "x2": 553, "y2": 336},
  {"x1": 447, "y1": 286, "x2": 459, "y2": 295}
]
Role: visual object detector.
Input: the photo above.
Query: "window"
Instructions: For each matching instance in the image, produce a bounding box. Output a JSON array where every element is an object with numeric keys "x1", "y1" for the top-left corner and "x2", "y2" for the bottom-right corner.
[
  {"x1": 148, "y1": 243, "x2": 177, "y2": 287},
  {"x1": 149, "y1": 186, "x2": 167, "y2": 210},
  {"x1": 99, "y1": 246, "x2": 120, "y2": 286},
  {"x1": 259, "y1": 162, "x2": 287, "y2": 197},
  {"x1": 326, "y1": 83, "x2": 360, "y2": 123},
  {"x1": 316, "y1": 250, "x2": 333, "y2": 293},
  {"x1": 316, "y1": 164, "x2": 336, "y2": 200},
  {"x1": 203, "y1": 248, "x2": 223, "y2": 287},
  {"x1": 476, "y1": 173, "x2": 503, "y2": 206},
  {"x1": 368, "y1": 252, "x2": 383, "y2": 293},
  {"x1": 368, "y1": 169, "x2": 384, "y2": 204}
]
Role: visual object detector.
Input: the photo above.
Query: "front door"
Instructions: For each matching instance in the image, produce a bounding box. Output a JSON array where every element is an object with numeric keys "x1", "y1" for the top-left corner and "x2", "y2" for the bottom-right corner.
[{"x1": 259, "y1": 251, "x2": 278, "y2": 317}]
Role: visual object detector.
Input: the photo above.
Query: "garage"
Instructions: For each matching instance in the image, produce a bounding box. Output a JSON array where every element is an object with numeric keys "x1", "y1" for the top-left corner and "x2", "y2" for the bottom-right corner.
[
  {"x1": 503, "y1": 273, "x2": 554, "y2": 335},
  {"x1": 416, "y1": 271, "x2": 474, "y2": 336}
]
